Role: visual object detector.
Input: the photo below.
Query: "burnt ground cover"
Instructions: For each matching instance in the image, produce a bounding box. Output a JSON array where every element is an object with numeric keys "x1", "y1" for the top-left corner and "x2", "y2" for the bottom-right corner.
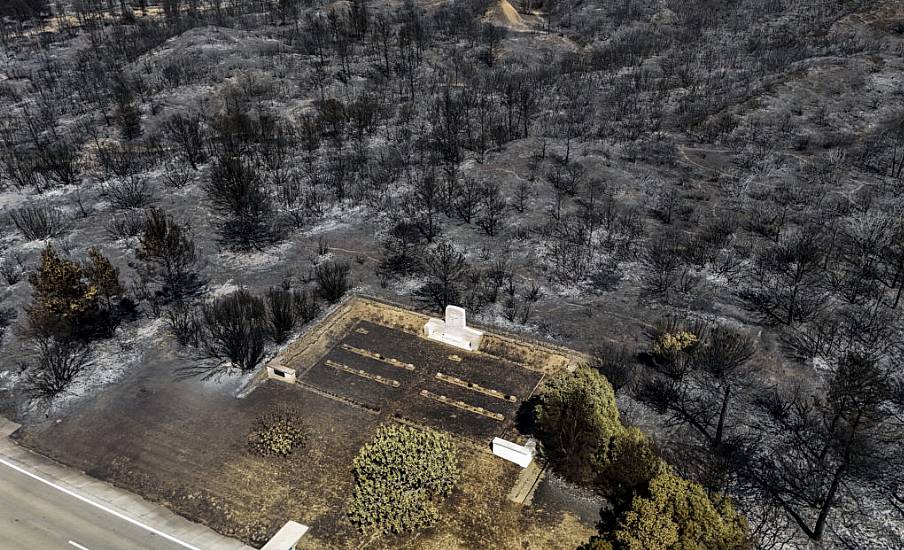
[
  {"x1": 2, "y1": 0, "x2": 903, "y2": 547},
  {"x1": 14, "y1": 298, "x2": 589, "y2": 548},
  {"x1": 14, "y1": 356, "x2": 382, "y2": 547}
]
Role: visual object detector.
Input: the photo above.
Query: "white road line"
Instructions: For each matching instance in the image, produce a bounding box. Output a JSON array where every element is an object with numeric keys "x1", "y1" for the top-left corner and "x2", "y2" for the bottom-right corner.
[
  {"x1": 0, "y1": 457, "x2": 201, "y2": 550},
  {"x1": 68, "y1": 541, "x2": 91, "y2": 550}
]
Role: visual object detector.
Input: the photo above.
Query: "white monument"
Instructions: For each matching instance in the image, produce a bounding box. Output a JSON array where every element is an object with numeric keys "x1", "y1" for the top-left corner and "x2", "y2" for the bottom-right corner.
[
  {"x1": 424, "y1": 305, "x2": 483, "y2": 351},
  {"x1": 492, "y1": 437, "x2": 535, "y2": 468}
]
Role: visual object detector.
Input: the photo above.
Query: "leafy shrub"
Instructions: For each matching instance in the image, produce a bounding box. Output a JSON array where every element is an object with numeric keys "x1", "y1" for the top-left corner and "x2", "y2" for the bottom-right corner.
[
  {"x1": 535, "y1": 367, "x2": 621, "y2": 484},
  {"x1": 650, "y1": 330, "x2": 699, "y2": 358},
  {"x1": 9, "y1": 203, "x2": 68, "y2": 240},
  {"x1": 29, "y1": 247, "x2": 98, "y2": 322},
  {"x1": 588, "y1": 469, "x2": 749, "y2": 550},
  {"x1": 27, "y1": 245, "x2": 125, "y2": 339},
  {"x1": 647, "y1": 318, "x2": 703, "y2": 366},
  {"x1": 347, "y1": 425, "x2": 459, "y2": 535},
  {"x1": 83, "y1": 248, "x2": 126, "y2": 309},
  {"x1": 314, "y1": 261, "x2": 350, "y2": 303},
  {"x1": 247, "y1": 406, "x2": 307, "y2": 458},
  {"x1": 595, "y1": 427, "x2": 664, "y2": 512}
]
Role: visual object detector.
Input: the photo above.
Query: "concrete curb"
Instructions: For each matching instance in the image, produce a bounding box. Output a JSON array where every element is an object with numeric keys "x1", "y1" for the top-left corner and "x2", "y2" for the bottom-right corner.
[{"x1": 0, "y1": 416, "x2": 254, "y2": 550}]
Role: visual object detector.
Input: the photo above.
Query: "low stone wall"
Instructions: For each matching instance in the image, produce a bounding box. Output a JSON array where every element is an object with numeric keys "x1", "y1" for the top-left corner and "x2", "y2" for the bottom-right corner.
[{"x1": 262, "y1": 294, "x2": 584, "y2": 394}]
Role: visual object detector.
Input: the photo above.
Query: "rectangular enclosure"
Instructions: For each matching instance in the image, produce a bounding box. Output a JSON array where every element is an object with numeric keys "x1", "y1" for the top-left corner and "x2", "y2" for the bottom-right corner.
[{"x1": 295, "y1": 320, "x2": 544, "y2": 441}]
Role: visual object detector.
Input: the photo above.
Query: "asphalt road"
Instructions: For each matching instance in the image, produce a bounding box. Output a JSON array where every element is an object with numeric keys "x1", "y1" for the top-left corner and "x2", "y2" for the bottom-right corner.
[{"x1": 0, "y1": 458, "x2": 198, "y2": 550}]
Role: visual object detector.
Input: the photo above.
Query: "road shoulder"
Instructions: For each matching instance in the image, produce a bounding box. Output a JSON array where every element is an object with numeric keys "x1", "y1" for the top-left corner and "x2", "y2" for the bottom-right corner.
[{"x1": 0, "y1": 416, "x2": 253, "y2": 550}]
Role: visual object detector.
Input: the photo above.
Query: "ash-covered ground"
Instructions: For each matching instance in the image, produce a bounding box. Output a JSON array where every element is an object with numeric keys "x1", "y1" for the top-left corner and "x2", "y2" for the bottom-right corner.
[{"x1": 1, "y1": 1, "x2": 904, "y2": 548}]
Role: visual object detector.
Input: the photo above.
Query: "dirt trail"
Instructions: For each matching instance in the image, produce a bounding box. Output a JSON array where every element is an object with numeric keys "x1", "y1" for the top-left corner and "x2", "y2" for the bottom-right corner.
[{"x1": 499, "y1": 0, "x2": 526, "y2": 28}]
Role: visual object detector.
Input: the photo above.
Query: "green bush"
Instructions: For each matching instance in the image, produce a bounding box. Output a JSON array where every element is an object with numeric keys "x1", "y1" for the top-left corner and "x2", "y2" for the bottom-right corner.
[
  {"x1": 595, "y1": 427, "x2": 664, "y2": 511},
  {"x1": 647, "y1": 318, "x2": 705, "y2": 368},
  {"x1": 347, "y1": 425, "x2": 459, "y2": 535},
  {"x1": 27, "y1": 244, "x2": 125, "y2": 340},
  {"x1": 650, "y1": 330, "x2": 699, "y2": 362},
  {"x1": 604, "y1": 469, "x2": 749, "y2": 550},
  {"x1": 247, "y1": 406, "x2": 307, "y2": 458},
  {"x1": 535, "y1": 363, "x2": 750, "y2": 550},
  {"x1": 535, "y1": 367, "x2": 621, "y2": 483}
]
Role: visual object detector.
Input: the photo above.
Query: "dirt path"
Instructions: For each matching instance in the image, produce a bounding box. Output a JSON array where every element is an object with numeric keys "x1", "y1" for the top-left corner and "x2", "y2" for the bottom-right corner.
[
  {"x1": 500, "y1": 0, "x2": 526, "y2": 28},
  {"x1": 676, "y1": 145, "x2": 734, "y2": 178},
  {"x1": 476, "y1": 165, "x2": 530, "y2": 183},
  {"x1": 679, "y1": 144, "x2": 812, "y2": 172},
  {"x1": 327, "y1": 246, "x2": 380, "y2": 263}
]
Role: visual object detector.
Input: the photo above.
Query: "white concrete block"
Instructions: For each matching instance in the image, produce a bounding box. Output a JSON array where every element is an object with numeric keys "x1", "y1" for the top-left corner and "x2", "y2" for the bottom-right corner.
[
  {"x1": 262, "y1": 520, "x2": 309, "y2": 550},
  {"x1": 492, "y1": 437, "x2": 534, "y2": 468},
  {"x1": 266, "y1": 359, "x2": 297, "y2": 383}
]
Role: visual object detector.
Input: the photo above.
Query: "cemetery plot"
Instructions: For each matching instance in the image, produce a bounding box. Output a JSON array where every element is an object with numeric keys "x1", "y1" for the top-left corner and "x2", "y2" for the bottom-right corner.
[
  {"x1": 329, "y1": 345, "x2": 418, "y2": 379},
  {"x1": 339, "y1": 343, "x2": 417, "y2": 371},
  {"x1": 405, "y1": 392, "x2": 505, "y2": 441},
  {"x1": 440, "y1": 353, "x2": 541, "y2": 398},
  {"x1": 344, "y1": 321, "x2": 542, "y2": 394},
  {"x1": 434, "y1": 372, "x2": 518, "y2": 403},
  {"x1": 324, "y1": 359, "x2": 401, "y2": 388},
  {"x1": 420, "y1": 376, "x2": 512, "y2": 420},
  {"x1": 298, "y1": 357, "x2": 403, "y2": 412},
  {"x1": 295, "y1": 319, "x2": 543, "y2": 441}
]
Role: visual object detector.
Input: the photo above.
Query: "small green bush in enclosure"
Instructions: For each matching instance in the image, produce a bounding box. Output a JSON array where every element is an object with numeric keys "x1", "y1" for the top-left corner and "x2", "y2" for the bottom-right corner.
[
  {"x1": 247, "y1": 406, "x2": 307, "y2": 458},
  {"x1": 347, "y1": 424, "x2": 459, "y2": 535}
]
